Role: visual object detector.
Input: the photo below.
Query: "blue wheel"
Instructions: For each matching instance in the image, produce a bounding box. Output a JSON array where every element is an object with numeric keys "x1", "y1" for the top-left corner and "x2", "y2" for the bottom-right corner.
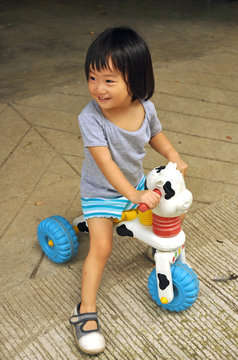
[
  {"x1": 148, "y1": 261, "x2": 199, "y2": 312},
  {"x1": 37, "y1": 215, "x2": 79, "y2": 263}
]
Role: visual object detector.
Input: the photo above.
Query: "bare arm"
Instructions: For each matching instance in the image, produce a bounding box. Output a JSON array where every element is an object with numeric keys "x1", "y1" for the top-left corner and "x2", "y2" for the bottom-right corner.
[
  {"x1": 149, "y1": 131, "x2": 188, "y2": 176},
  {"x1": 88, "y1": 146, "x2": 160, "y2": 208}
]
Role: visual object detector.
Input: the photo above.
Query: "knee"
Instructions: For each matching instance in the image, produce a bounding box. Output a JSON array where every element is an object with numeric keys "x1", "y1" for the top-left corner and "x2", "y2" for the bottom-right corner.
[
  {"x1": 98, "y1": 241, "x2": 113, "y2": 261},
  {"x1": 91, "y1": 239, "x2": 113, "y2": 262}
]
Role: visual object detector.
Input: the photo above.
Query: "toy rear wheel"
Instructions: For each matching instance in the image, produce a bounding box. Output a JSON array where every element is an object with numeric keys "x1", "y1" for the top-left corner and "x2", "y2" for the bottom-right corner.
[
  {"x1": 148, "y1": 261, "x2": 199, "y2": 312},
  {"x1": 37, "y1": 215, "x2": 79, "y2": 263}
]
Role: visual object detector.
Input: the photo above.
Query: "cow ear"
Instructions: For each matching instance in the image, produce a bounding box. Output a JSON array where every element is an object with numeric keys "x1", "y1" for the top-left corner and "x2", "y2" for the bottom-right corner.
[{"x1": 155, "y1": 166, "x2": 166, "y2": 173}]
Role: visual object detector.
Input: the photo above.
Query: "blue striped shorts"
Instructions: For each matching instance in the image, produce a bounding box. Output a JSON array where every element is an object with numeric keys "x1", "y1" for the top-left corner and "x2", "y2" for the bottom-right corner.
[{"x1": 81, "y1": 175, "x2": 146, "y2": 220}]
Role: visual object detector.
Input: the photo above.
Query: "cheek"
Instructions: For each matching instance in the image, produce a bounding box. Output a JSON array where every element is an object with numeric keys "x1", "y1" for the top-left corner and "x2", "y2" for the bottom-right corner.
[
  {"x1": 88, "y1": 83, "x2": 95, "y2": 95},
  {"x1": 118, "y1": 84, "x2": 131, "y2": 99}
]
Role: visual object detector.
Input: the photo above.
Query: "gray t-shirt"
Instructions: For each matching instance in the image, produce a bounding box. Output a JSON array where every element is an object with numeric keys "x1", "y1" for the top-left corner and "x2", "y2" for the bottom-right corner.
[{"x1": 78, "y1": 99, "x2": 162, "y2": 198}]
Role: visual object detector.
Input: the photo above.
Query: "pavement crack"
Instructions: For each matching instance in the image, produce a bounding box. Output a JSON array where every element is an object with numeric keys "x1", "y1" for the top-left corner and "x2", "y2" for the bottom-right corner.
[{"x1": 30, "y1": 251, "x2": 45, "y2": 279}]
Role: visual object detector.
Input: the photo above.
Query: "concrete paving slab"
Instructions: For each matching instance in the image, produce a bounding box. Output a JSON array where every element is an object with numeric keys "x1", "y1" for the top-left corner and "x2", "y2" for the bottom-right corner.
[
  {"x1": 14, "y1": 93, "x2": 90, "y2": 114},
  {"x1": 182, "y1": 51, "x2": 238, "y2": 75},
  {"x1": 0, "y1": 104, "x2": 6, "y2": 113},
  {"x1": 60, "y1": 154, "x2": 84, "y2": 181},
  {"x1": 0, "y1": 105, "x2": 30, "y2": 165},
  {"x1": 157, "y1": 109, "x2": 238, "y2": 143},
  {"x1": 181, "y1": 154, "x2": 238, "y2": 186},
  {"x1": 0, "y1": 197, "x2": 26, "y2": 238},
  {"x1": 161, "y1": 131, "x2": 238, "y2": 164},
  {"x1": 0, "y1": 198, "x2": 237, "y2": 360},
  {"x1": 0, "y1": 177, "x2": 80, "y2": 291},
  {"x1": 0, "y1": 128, "x2": 55, "y2": 202},
  {"x1": 34, "y1": 155, "x2": 78, "y2": 190},
  {"x1": 36, "y1": 127, "x2": 83, "y2": 158},
  {"x1": 156, "y1": 62, "x2": 238, "y2": 92},
  {"x1": 50, "y1": 80, "x2": 89, "y2": 97},
  {"x1": 157, "y1": 80, "x2": 238, "y2": 107},
  {"x1": 144, "y1": 150, "x2": 238, "y2": 185},
  {"x1": 183, "y1": 177, "x2": 238, "y2": 206},
  {"x1": 13, "y1": 104, "x2": 80, "y2": 133},
  {"x1": 153, "y1": 92, "x2": 238, "y2": 124}
]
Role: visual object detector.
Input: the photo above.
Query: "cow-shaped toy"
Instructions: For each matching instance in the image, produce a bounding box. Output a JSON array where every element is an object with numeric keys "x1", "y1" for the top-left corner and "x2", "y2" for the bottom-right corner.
[{"x1": 115, "y1": 162, "x2": 199, "y2": 311}]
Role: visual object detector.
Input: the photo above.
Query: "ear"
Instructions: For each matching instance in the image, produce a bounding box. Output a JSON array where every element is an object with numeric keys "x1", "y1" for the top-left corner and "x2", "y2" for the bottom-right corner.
[{"x1": 155, "y1": 166, "x2": 165, "y2": 173}]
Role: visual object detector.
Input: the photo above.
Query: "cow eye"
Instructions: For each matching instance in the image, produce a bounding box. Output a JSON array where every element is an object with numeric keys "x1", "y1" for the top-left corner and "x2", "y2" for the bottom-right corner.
[{"x1": 156, "y1": 180, "x2": 163, "y2": 187}]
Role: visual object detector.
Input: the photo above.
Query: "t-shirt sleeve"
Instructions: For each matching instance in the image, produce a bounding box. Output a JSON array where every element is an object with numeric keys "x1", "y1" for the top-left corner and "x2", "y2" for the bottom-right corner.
[
  {"x1": 78, "y1": 111, "x2": 108, "y2": 147},
  {"x1": 146, "y1": 101, "x2": 162, "y2": 137}
]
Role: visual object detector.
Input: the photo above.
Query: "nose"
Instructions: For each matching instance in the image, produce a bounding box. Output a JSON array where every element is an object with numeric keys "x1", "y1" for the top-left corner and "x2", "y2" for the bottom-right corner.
[
  {"x1": 95, "y1": 81, "x2": 106, "y2": 94},
  {"x1": 183, "y1": 202, "x2": 189, "y2": 211}
]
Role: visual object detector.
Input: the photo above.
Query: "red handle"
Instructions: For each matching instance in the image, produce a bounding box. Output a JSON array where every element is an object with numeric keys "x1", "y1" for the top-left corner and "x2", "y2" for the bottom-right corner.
[
  {"x1": 138, "y1": 203, "x2": 149, "y2": 212},
  {"x1": 138, "y1": 189, "x2": 161, "y2": 212}
]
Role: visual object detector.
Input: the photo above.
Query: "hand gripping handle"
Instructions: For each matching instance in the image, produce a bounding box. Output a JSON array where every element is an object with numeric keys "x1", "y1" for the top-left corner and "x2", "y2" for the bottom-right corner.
[{"x1": 138, "y1": 189, "x2": 162, "y2": 212}]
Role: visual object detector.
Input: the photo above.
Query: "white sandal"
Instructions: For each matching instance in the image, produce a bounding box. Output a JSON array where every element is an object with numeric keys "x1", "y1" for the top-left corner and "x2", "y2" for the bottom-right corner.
[{"x1": 69, "y1": 303, "x2": 105, "y2": 354}]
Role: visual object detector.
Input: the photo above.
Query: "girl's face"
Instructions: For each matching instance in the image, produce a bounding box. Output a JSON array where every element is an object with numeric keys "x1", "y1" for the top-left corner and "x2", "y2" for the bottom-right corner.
[{"x1": 88, "y1": 59, "x2": 132, "y2": 115}]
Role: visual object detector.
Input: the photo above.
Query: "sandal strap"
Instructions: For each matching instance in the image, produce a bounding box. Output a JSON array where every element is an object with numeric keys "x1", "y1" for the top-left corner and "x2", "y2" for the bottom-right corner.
[
  {"x1": 69, "y1": 312, "x2": 99, "y2": 326},
  {"x1": 70, "y1": 313, "x2": 100, "y2": 339}
]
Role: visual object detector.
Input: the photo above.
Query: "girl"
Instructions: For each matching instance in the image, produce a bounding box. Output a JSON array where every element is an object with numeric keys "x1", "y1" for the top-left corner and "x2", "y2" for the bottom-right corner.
[{"x1": 70, "y1": 27, "x2": 188, "y2": 354}]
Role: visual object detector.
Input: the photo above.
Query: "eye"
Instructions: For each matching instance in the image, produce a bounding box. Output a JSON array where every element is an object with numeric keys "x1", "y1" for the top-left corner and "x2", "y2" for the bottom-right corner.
[
  {"x1": 106, "y1": 79, "x2": 114, "y2": 83},
  {"x1": 89, "y1": 76, "x2": 96, "y2": 81},
  {"x1": 156, "y1": 180, "x2": 164, "y2": 187}
]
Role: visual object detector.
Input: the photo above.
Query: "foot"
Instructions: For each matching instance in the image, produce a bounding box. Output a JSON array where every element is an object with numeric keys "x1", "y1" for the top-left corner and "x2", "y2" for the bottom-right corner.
[{"x1": 69, "y1": 303, "x2": 105, "y2": 354}]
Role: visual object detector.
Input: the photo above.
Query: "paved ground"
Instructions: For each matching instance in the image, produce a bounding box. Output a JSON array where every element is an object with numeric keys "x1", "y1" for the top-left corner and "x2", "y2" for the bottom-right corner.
[
  {"x1": 1, "y1": 199, "x2": 238, "y2": 360},
  {"x1": 0, "y1": 1, "x2": 238, "y2": 359}
]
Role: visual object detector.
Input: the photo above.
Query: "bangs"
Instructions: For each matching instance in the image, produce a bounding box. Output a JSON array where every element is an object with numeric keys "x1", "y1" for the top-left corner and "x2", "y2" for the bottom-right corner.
[
  {"x1": 89, "y1": 55, "x2": 119, "y2": 73},
  {"x1": 86, "y1": 48, "x2": 126, "y2": 80}
]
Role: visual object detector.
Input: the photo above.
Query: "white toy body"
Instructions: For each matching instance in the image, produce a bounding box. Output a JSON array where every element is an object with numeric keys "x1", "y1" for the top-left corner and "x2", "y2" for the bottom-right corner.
[{"x1": 115, "y1": 163, "x2": 198, "y2": 309}]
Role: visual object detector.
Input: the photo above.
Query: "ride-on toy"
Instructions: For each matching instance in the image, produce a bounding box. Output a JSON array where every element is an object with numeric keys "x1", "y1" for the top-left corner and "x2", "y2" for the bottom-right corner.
[{"x1": 37, "y1": 162, "x2": 199, "y2": 311}]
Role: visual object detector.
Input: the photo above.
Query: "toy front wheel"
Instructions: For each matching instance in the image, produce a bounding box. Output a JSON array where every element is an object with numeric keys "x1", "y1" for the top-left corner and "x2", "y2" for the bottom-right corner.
[
  {"x1": 37, "y1": 215, "x2": 79, "y2": 263},
  {"x1": 148, "y1": 261, "x2": 199, "y2": 312}
]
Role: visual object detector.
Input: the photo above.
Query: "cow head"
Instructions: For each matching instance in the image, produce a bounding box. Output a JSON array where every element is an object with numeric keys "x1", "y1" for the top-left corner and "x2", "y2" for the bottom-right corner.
[{"x1": 146, "y1": 162, "x2": 193, "y2": 217}]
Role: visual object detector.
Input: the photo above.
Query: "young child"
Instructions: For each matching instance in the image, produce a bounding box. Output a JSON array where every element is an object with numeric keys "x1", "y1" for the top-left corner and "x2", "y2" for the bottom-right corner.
[{"x1": 70, "y1": 26, "x2": 188, "y2": 355}]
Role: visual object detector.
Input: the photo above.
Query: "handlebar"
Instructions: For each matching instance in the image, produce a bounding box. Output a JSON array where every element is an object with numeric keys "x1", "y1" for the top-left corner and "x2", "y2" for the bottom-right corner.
[{"x1": 138, "y1": 189, "x2": 162, "y2": 212}]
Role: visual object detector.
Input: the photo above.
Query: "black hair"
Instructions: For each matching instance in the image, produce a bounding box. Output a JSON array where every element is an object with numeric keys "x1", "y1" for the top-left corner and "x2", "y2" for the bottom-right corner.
[{"x1": 85, "y1": 27, "x2": 154, "y2": 101}]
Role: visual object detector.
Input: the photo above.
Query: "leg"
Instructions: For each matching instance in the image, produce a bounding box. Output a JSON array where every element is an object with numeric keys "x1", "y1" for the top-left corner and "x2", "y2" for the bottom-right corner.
[{"x1": 80, "y1": 217, "x2": 113, "y2": 330}]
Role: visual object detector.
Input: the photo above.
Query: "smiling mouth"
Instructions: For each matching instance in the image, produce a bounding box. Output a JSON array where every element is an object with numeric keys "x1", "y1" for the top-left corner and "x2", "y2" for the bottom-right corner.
[{"x1": 98, "y1": 97, "x2": 109, "y2": 101}]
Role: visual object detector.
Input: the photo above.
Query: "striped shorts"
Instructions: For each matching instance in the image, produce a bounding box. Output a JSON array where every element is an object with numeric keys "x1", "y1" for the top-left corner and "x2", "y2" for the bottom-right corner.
[{"x1": 81, "y1": 175, "x2": 146, "y2": 220}]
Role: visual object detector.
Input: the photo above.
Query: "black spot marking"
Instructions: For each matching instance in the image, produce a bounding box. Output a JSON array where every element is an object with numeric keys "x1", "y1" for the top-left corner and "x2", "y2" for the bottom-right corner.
[
  {"x1": 163, "y1": 181, "x2": 175, "y2": 200},
  {"x1": 155, "y1": 166, "x2": 166, "y2": 173},
  {"x1": 77, "y1": 221, "x2": 89, "y2": 233},
  {"x1": 116, "y1": 224, "x2": 134, "y2": 237},
  {"x1": 144, "y1": 181, "x2": 148, "y2": 190},
  {"x1": 157, "y1": 273, "x2": 170, "y2": 290}
]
